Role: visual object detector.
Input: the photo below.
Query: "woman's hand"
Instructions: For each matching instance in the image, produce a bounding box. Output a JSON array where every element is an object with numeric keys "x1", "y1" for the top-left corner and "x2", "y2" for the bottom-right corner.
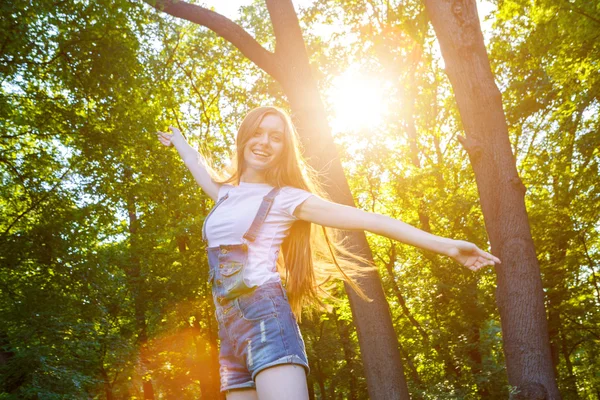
[
  {"x1": 156, "y1": 126, "x2": 181, "y2": 147},
  {"x1": 155, "y1": 125, "x2": 221, "y2": 201},
  {"x1": 446, "y1": 240, "x2": 501, "y2": 271}
]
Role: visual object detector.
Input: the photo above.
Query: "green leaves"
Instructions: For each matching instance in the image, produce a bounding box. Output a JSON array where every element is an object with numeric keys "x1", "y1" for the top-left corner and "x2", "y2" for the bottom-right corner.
[{"x1": 2, "y1": 0, "x2": 598, "y2": 398}]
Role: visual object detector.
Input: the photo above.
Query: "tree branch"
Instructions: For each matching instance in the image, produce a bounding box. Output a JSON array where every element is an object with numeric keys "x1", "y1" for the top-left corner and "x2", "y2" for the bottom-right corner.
[
  {"x1": 146, "y1": 0, "x2": 282, "y2": 80},
  {"x1": 559, "y1": 0, "x2": 600, "y2": 26}
]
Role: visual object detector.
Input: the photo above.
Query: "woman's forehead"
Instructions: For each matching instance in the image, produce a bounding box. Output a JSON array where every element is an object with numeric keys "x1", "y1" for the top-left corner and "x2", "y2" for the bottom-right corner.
[{"x1": 258, "y1": 113, "x2": 285, "y2": 131}]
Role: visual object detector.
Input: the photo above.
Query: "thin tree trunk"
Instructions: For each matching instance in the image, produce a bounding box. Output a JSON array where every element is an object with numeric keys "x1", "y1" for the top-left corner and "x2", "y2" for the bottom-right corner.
[
  {"x1": 422, "y1": 1, "x2": 560, "y2": 398},
  {"x1": 559, "y1": 328, "x2": 578, "y2": 398},
  {"x1": 460, "y1": 280, "x2": 489, "y2": 397},
  {"x1": 328, "y1": 377, "x2": 336, "y2": 400},
  {"x1": 332, "y1": 308, "x2": 358, "y2": 400},
  {"x1": 382, "y1": 245, "x2": 428, "y2": 343},
  {"x1": 547, "y1": 241, "x2": 568, "y2": 371},
  {"x1": 308, "y1": 379, "x2": 316, "y2": 400},
  {"x1": 381, "y1": 244, "x2": 463, "y2": 380},
  {"x1": 315, "y1": 357, "x2": 327, "y2": 400},
  {"x1": 0, "y1": 332, "x2": 24, "y2": 393},
  {"x1": 100, "y1": 366, "x2": 115, "y2": 400},
  {"x1": 125, "y1": 166, "x2": 155, "y2": 400},
  {"x1": 397, "y1": 341, "x2": 422, "y2": 390},
  {"x1": 401, "y1": 89, "x2": 478, "y2": 383},
  {"x1": 546, "y1": 98, "x2": 590, "y2": 397},
  {"x1": 580, "y1": 234, "x2": 600, "y2": 304}
]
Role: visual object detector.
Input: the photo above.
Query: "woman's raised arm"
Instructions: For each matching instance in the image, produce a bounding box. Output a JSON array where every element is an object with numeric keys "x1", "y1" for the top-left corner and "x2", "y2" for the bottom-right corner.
[
  {"x1": 156, "y1": 126, "x2": 221, "y2": 201},
  {"x1": 294, "y1": 195, "x2": 500, "y2": 271}
]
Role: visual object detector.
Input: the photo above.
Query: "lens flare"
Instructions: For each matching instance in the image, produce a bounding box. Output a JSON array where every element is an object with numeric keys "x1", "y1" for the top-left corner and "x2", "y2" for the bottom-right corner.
[{"x1": 327, "y1": 68, "x2": 389, "y2": 134}]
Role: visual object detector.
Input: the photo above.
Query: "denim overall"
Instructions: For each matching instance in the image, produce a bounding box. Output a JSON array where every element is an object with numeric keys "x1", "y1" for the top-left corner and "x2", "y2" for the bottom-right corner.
[{"x1": 202, "y1": 186, "x2": 309, "y2": 392}]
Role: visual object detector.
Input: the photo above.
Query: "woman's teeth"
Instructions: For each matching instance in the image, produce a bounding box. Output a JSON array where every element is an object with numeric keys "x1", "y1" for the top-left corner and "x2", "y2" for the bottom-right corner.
[{"x1": 253, "y1": 150, "x2": 270, "y2": 157}]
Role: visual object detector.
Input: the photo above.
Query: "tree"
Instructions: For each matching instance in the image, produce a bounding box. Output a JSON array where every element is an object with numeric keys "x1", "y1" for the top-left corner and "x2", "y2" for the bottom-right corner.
[
  {"x1": 490, "y1": 0, "x2": 600, "y2": 396},
  {"x1": 423, "y1": 0, "x2": 560, "y2": 397}
]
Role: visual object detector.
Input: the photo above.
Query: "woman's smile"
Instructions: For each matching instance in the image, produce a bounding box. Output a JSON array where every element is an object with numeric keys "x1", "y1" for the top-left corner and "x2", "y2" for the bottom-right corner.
[{"x1": 251, "y1": 148, "x2": 272, "y2": 159}]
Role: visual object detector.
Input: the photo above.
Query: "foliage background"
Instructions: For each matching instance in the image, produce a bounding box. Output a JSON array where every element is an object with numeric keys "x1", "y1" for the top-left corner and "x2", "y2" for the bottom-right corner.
[{"x1": 1, "y1": 0, "x2": 598, "y2": 398}]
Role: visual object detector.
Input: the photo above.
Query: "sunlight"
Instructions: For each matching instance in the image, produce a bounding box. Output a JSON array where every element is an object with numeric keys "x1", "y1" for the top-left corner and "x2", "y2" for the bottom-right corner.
[{"x1": 327, "y1": 67, "x2": 390, "y2": 134}]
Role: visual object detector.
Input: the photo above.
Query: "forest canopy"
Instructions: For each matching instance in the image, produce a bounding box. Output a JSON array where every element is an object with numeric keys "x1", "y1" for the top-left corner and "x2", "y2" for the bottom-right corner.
[{"x1": 0, "y1": 0, "x2": 598, "y2": 399}]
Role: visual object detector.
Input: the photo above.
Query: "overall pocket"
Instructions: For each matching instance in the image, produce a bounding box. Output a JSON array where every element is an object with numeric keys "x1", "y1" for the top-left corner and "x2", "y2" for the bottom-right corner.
[
  {"x1": 237, "y1": 293, "x2": 277, "y2": 322},
  {"x1": 219, "y1": 261, "x2": 255, "y2": 300}
]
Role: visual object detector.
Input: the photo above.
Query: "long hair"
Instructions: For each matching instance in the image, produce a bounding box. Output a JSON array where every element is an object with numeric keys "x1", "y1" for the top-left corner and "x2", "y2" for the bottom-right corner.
[{"x1": 206, "y1": 106, "x2": 375, "y2": 320}]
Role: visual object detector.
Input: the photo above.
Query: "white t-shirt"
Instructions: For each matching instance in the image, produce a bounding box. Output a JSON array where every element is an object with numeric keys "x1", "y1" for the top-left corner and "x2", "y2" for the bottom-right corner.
[{"x1": 204, "y1": 181, "x2": 314, "y2": 286}]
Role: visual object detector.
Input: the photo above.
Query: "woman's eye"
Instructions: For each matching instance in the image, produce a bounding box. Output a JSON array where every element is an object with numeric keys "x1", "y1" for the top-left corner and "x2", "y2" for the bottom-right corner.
[
  {"x1": 253, "y1": 131, "x2": 262, "y2": 137},
  {"x1": 271, "y1": 135, "x2": 282, "y2": 142}
]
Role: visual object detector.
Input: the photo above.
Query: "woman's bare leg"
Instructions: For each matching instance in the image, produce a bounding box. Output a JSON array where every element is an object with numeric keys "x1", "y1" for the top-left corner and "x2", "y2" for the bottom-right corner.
[
  {"x1": 226, "y1": 389, "x2": 259, "y2": 400},
  {"x1": 255, "y1": 364, "x2": 309, "y2": 400}
]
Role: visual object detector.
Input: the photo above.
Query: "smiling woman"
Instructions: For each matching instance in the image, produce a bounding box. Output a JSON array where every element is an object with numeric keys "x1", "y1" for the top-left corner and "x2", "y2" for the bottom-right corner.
[
  {"x1": 155, "y1": 105, "x2": 500, "y2": 400},
  {"x1": 327, "y1": 67, "x2": 390, "y2": 134}
]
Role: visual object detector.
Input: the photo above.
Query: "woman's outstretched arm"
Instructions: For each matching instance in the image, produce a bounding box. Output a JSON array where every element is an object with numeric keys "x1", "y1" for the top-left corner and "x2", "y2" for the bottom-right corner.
[
  {"x1": 156, "y1": 126, "x2": 221, "y2": 201},
  {"x1": 294, "y1": 196, "x2": 500, "y2": 271}
]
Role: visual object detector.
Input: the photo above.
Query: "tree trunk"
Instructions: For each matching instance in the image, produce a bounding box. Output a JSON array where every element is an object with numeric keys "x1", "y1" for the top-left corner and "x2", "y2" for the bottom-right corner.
[
  {"x1": 282, "y1": 73, "x2": 410, "y2": 400},
  {"x1": 0, "y1": 332, "x2": 24, "y2": 394},
  {"x1": 545, "y1": 98, "x2": 589, "y2": 398},
  {"x1": 314, "y1": 357, "x2": 327, "y2": 400},
  {"x1": 100, "y1": 366, "x2": 115, "y2": 400},
  {"x1": 422, "y1": 1, "x2": 560, "y2": 398},
  {"x1": 381, "y1": 243, "x2": 463, "y2": 383},
  {"x1": 308, "y1": 379, "x2": 316, "y2": 400},
  {"x1": 125, "y1": 166, "x2": 155, "y2": 400},
  {"x1": 332, "y1": 308, "x2": 358, "y2": 400},
  {"x1": 559, "y1": 328, "x2": 578, "y2": 398},
  {"x1": 149, "y1": 0, "x2": 411, "y2": 398},
  {"x1": 397, "y1": 93, "x2": 471, "y2": 383},
  {"x1": 265, "y1": 4, "x2": 410, "y2": 398}
]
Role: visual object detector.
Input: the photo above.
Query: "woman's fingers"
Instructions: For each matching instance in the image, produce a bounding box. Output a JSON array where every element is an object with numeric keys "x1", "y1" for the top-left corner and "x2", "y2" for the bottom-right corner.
[
  {"x1": 485, "y1": 251, "x2": 501, "y2": 264},
  {"x1": 460, "y1": 247, "x2": 501, "y2": 272},
  {"x1": 476, "y1": 254, "x2": 498, "y2": 269},
  {"x1": 476, "y1": 247, "x2": 501, "y2": 264},
  {"x1": 455, "y1": 241, "x2": 501, "y2": 272},
  {"x1": 156, "y1": 130, "x2": 173, "y2": 146}
]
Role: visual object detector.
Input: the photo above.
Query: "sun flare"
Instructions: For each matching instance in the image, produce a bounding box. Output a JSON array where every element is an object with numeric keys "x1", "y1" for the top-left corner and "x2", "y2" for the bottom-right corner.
[{"x1": 327, "y1": 68, "x2": 389, "y2": 134}]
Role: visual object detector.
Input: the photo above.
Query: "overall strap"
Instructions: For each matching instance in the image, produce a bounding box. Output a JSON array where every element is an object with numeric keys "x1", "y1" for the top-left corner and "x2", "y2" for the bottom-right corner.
[
  {"x1": 202, "y1": 192, "x2": 230, "y2": 242},
  {"x1": 242, "y1": 187, "x2": 281, "y2": 243}
]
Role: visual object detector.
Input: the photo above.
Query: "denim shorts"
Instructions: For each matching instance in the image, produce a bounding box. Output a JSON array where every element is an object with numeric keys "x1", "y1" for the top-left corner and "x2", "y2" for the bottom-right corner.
[{"x1": 213, "y1": 280, "x2": 310, "y2": 392}]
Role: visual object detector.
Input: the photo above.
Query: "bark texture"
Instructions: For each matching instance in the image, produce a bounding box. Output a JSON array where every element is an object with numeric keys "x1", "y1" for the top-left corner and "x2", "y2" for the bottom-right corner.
[
  {"x1": 147, "y1": 0, "x2": 411, "y2": 398},
  {"x1": 422, "y1": 1, "x2": 560, "y2": 398}
]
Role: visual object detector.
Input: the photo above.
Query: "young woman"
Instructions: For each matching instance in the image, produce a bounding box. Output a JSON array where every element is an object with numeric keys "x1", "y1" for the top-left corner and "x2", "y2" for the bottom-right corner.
[{"x1": 156, "y1": 106, "x2": 500, "y2": 400}]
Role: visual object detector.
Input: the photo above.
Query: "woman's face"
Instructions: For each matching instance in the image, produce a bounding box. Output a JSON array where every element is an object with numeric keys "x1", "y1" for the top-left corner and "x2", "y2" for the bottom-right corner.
[{"x1": 243, "y1": 113, "x2": 286, "y2": 173}]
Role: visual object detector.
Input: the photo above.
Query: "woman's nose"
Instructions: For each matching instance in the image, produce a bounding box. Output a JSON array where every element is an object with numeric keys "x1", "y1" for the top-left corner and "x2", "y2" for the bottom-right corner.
[{"x1": 259, "y1": 133, "x2": 270, "y2": 144}]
